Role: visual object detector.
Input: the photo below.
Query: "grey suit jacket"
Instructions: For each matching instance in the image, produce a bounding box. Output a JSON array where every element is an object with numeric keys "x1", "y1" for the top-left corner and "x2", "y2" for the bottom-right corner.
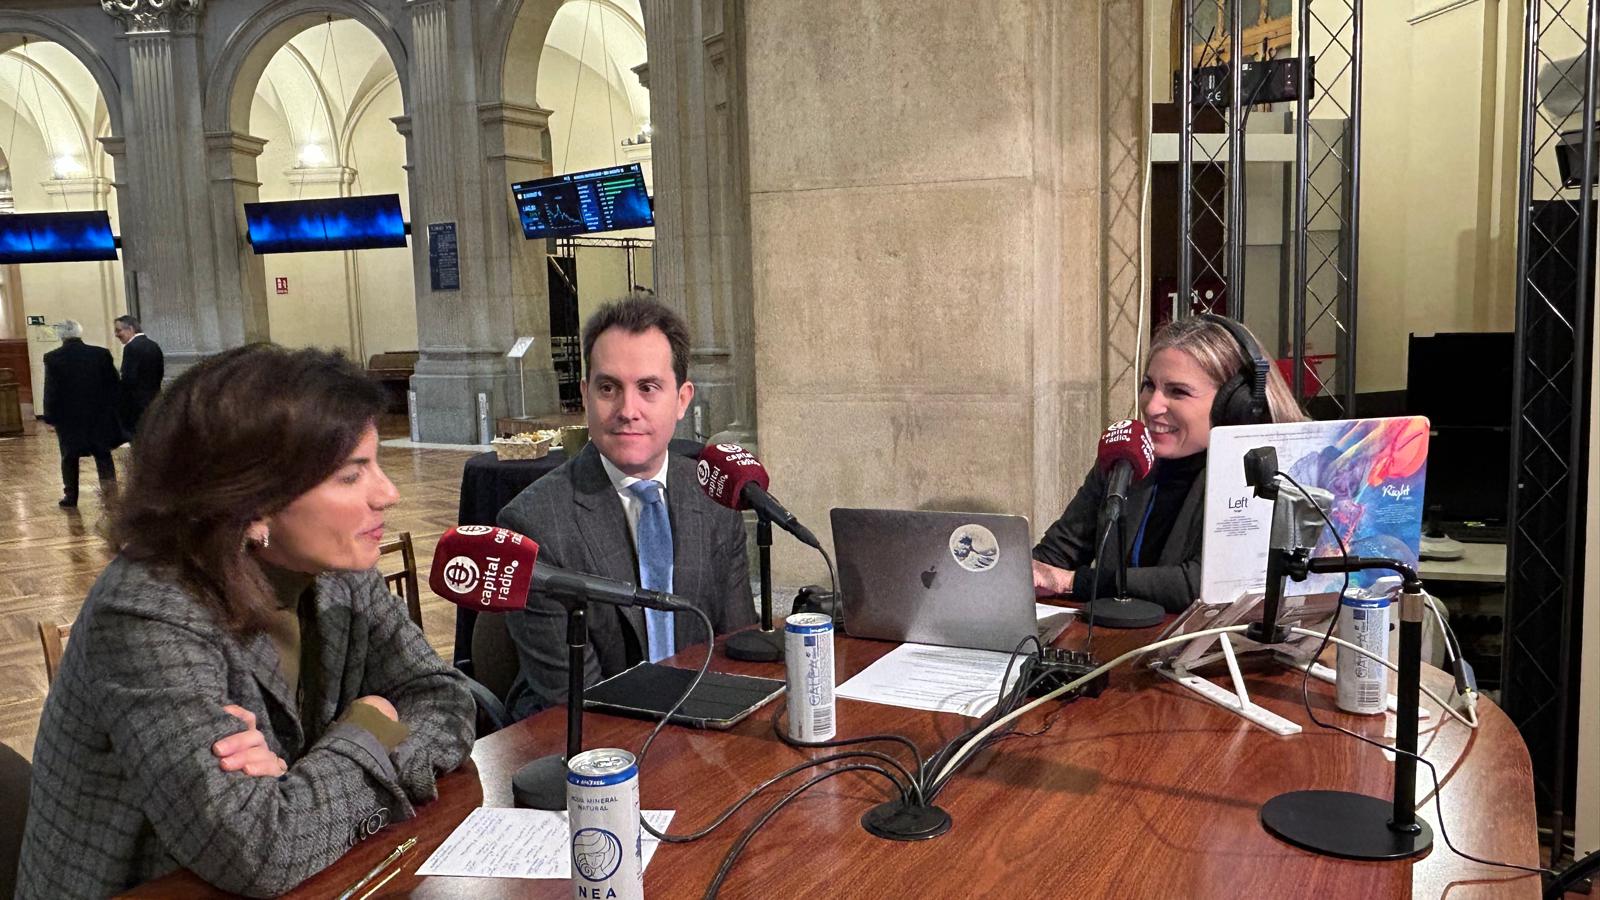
[
  {"x1": 499, "y1": 443, "x2": 756, "y2": 720},
  {"x1": 1032, "y1": 459, "x2": 1207, "y2": 612},
  {"x1": 17, "y1": 557, "x2": 474, "y2": 899}
]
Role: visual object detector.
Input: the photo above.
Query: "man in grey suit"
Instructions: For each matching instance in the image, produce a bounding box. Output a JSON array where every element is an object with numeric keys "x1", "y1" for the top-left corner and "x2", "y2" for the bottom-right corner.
[{"x1": 499, "y1": 296, "x2": 755, "y2": 720}]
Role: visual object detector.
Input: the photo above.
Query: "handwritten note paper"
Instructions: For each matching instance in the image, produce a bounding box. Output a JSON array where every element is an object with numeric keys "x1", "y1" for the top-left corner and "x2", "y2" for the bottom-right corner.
[{"x1": 416, "y1": 808, "x2": 676, "y2": 879}]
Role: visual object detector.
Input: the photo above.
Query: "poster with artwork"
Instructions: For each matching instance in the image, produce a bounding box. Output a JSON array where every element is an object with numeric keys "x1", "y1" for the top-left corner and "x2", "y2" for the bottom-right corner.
[{"x1": 1200, "y1": 416, "x2": 1430, "y2": 603}]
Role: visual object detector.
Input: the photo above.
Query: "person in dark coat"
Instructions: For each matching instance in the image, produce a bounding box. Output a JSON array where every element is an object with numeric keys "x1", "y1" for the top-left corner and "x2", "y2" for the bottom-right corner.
[
  {"x1": 41, "y1": 320, "x2": 123, "y2": 508},
  {"x1": 113, "y1": 314, "x2": 164, "y2": 437}
]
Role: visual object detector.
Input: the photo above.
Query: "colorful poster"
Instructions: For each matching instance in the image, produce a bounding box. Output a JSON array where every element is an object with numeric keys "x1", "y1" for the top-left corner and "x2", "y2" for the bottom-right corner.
[{"x1": 1201, "y1": 416, "x2": 1430, "y2": 603}]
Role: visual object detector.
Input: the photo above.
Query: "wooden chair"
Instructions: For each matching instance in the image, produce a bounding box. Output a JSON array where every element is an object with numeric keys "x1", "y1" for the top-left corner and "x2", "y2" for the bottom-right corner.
[
  {"x1": 38, "y1": 620, "x2": 71, "y2": 686},
  {"x1": 378, "y1": 531, "x2": 424, "y2": 632}
]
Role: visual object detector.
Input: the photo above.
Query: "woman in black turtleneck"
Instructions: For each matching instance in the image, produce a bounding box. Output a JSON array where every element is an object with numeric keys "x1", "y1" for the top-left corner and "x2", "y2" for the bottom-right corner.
[{"x1": 1031, "y1": 315, "x2": 1307, "y2": 613}]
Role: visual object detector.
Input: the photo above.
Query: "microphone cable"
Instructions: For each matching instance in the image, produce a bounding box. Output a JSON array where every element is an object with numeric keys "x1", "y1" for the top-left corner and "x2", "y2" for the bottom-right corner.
[
  {"x1": 634, "y1": 603, "x2": 919, "y2": 844},
  {"x1": 1272, "y1": 471, "x2": 1552, "y2": 879}
]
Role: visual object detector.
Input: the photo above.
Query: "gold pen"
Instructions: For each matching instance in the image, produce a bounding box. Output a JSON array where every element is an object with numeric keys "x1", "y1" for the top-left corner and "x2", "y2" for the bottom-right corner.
[
  {"x1": 335, "y1": 836, "x2": 417, "y2": 900},
  {"x1": 356, "y1": 864, "x2": 404, "y2": 900}
]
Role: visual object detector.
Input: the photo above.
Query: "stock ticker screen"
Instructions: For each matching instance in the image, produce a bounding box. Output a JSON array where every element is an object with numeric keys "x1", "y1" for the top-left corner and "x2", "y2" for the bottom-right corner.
[
  {"x1": 244, "y1": 194, "x2": 408, "y2": 254},
  {"x1": 511, "y1": 163, "x2": 654, "y2": 240},
  {"x1": 0, "y1": 211, "x2": 119, "y2": 264}
]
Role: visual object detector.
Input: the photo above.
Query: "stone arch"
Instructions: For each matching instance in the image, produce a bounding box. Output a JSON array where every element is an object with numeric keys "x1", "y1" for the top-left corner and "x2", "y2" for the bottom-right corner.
[
  {"x1": 483, "y1": 0, "x2": 563, "y2": 110},
  {"x1": 0, "y1": 11, "x2": 122, "y2": 138},
  {"x1": 204, "y1": 0, "x2": 409, "y2": 135}
]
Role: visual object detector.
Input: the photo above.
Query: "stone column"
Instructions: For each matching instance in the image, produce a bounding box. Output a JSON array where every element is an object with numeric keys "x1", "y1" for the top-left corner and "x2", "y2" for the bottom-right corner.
[
  {"x1": 479, "y1": 101, "x2": 561, "y2": 417},
  {"x1": 203, "y1": 131, "x2": 270, "y2": 346},
  {"x1": 403, "y1": 0, "x2": 558, "y2": 443},
  {"x1": 640, "y1": 0, "x2": 755, "y2": 445},
  {"x1": 742, "y1": 0, "x2": 1141, "y2": 582},
  {"x1": 100, "y1": 0, "x2": 234, "y2": 372}
]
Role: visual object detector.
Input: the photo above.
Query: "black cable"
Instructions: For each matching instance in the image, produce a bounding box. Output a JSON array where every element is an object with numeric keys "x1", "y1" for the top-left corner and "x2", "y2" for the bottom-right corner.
[
  {"x1": 639, "y1": 603, "x2": 921, "y2": 843},
  {"x1": 918, "y1": 635, "x2": 1040, "y2": 791},
  {"x1": 702, "y1": 764, "x2": 905, "y2": 899},
  {"x1": 769, "y1": 703, "x2": 928, "y2": 801},
  {"x1": 1276, "y1": 472, "x2": 1553, "y2": 878}
]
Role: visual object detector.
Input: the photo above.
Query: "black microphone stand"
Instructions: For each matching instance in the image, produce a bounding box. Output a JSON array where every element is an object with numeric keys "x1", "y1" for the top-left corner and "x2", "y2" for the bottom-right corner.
[
  {"x1": 725, "y1": 514, "x2": 783, "y2": 662},
  {"x1": 1082, "y1": 502, "x2": 1164, "y2": 630},
  {"x1": 511, "y1": 592, "x2": 588, "y2": 810},
  {"x1": 1258, "y1": 554, "x2": 1434, "y2": 860}
]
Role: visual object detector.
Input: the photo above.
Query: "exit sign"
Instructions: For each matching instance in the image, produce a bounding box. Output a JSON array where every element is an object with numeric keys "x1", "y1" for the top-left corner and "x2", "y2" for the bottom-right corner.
[{"x1": 274, "y1": 276, "x2": 288, "y2": 294}]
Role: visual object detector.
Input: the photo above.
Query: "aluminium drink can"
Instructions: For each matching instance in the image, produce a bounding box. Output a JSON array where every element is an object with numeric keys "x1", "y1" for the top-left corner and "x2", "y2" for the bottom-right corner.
[
  {"x1": 784, "y1": 612, "x2": 836, "y2": 741},
  {"x1": 567, "y1": 748, "x2": 643, "y2": 900},
  {"x1": 1336, "y1": 591, "x2": 1392, "y2": 715}
]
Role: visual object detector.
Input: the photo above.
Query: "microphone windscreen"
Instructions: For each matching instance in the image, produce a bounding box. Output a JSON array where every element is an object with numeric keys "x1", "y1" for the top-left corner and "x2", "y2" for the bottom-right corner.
[
  {"x1": 695, "y1": 442, "x2": 771, "y2": 511},
  {"x1": 1095, "y1": 419, "x2": 1156, "y2": 481},
  {"x1": 428, "y1": 526, "x2": 540, "y2": 612}
]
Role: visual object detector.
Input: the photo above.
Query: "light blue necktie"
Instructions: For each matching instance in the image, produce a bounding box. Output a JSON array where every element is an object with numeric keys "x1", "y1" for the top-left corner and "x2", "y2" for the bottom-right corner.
[{"x1": 627, "y1": 480, "x2": 675, "y2": 662}]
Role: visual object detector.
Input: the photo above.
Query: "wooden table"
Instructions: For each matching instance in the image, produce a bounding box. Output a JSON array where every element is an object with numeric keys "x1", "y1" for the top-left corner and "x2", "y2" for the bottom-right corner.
[{"x1": 128, "y1": 616, "x2": 1541, "y2": 899}]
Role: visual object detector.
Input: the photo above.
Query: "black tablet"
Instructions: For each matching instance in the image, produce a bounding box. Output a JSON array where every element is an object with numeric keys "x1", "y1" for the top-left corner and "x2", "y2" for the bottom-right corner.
[{"x1": 582, "y1": 663, "x2": 786, "y2": 730}]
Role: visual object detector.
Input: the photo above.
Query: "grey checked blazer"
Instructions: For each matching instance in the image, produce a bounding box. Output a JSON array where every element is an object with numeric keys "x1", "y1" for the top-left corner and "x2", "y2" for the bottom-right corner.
[
  {"x1": 17, "y1": 557, "x2": 474, "y2": 898},
  {"x1": 499, "y1": 443, "x2": 756, "y2": 720}
]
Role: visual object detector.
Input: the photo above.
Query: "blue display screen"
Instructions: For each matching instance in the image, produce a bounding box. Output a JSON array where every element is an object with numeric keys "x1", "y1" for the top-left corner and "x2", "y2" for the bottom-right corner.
[
  {"x1": 244, "y1": 194, "x2": 408, "y2": 254},
  {"x1": 511, "y1": 164, "x2": 654, "y2": 239},
  {"x1": 0, "y1": 211, "x2": 118, "y2": 264}
]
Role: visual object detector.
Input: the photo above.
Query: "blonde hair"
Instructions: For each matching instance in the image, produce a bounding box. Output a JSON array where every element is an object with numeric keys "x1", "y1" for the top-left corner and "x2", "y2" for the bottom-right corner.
[{"x1": 1148, "y1": 316, "x2": 1308, "y2": 424}]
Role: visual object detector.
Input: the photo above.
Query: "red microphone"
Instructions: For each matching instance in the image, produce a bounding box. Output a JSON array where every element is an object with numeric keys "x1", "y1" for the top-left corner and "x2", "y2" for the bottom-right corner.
[
  {"x1": 696, "y1": 443, "x2": 820, "y2": 549},
  {"x1": 429, "y1": 526, "x2": 687, "y2": 611},
  {"x1": 1095, "y1": 420, "x2": 1156, "y2": 523},
  {"x1": 429, "y1": 526, "x2": 539, "y2": 611}
]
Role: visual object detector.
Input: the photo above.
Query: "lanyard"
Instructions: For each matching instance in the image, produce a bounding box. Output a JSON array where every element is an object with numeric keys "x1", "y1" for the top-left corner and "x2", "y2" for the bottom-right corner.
[{"x1": 1130, "y1": 484, "x2": 1158, "y2": 567}]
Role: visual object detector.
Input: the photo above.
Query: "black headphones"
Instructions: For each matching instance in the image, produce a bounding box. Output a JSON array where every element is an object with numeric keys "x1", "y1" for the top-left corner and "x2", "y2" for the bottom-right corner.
[{"x1": 1197, "y1": 313, "x2": 1271, "y2": 426}]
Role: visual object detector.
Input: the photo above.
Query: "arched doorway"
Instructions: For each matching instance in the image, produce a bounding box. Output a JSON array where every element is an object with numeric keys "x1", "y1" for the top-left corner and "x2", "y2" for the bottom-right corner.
[
  {"x1": 245, "y1": 18, "x2": 414, "y2": 361},
  {"x1": 0, "y1": 36, "x2": 123, "y2": 413}
]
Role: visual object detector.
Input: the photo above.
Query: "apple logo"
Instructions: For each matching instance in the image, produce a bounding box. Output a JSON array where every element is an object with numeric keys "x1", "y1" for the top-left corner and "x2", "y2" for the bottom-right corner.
[{"x1": 920, "y1": 566, "x2": 937, "y2": 589}]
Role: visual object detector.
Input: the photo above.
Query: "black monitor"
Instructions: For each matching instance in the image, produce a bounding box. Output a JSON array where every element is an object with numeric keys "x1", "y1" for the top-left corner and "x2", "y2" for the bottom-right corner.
[
  {"x1": 0, "y1": 211, "x2": 119, "y2": 264},
  {"x1": 1406, "y1": 332, "x2": 1514, "y2": 526},
  {"x1": 511, "y1": 163, "x2": 654, "y2": 240},
  {"x1": 1406, "y1": 332, "x2": 1514, "y2": 428},
  {"x1": 244, "y1": 194, "x2": 408, "y2": 254}
]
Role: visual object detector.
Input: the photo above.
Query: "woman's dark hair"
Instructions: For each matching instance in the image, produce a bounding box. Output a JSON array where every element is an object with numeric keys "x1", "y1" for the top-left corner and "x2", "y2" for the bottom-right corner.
[{"x1": 110, "y1": 344, "x2": 386, "y2": 634}]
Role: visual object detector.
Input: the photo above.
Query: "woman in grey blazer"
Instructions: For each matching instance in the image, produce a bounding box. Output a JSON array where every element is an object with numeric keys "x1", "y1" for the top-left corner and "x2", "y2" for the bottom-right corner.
[
  {"x1": 17, "y1": 345, "x2": 474, "y2": 898},
  {"x1": 1032, "y1": 315, "x2": 1308, "y2": 612}
]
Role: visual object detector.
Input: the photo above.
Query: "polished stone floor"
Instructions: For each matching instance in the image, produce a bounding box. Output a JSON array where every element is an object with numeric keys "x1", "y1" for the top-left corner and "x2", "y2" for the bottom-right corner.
[{"x1": 0, "y1": 419, "x2": 476, "y2": 760}]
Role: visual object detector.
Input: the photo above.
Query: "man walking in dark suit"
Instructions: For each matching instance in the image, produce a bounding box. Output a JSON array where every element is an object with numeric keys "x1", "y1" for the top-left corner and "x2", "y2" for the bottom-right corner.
[
  {"x1": 113, "y1": 314, "x2": 163, "y2": 437},
  {"x1": 498, "y1": 296, "x2": 755, "y2": 719},
  {"x1": 42, "y1": 320, "x2": 124, "y2": 508}
]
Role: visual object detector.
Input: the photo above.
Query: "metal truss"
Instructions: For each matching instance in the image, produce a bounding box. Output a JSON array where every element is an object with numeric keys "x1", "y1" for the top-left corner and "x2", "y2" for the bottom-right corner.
[
  {"x1": 1505, "y1": 0, "x2": 1598, "y2": 863},
  {"x1": 1175, "y1": 0, "x2": 1361, "y2": 418}
]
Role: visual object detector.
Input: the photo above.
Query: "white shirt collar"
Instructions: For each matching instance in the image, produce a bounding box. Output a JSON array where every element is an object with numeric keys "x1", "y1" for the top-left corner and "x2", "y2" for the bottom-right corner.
[{"x1": 598, "y1": 451, "x2": 670, "y2": 496}]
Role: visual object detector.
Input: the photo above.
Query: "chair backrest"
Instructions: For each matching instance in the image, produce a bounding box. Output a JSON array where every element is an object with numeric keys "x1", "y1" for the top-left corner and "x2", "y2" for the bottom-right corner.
[
  {"x1": 378, "y1": 531, "x2": 423, "y2": 632},
  {"x1": 38, "y1": 621, "x2": 71, "y2": 686},
  {"x1": 0, "y1": 741, "x2": 29, "y2": 899},
  {"x1": 471, "y1": 611, "x2": 520, "y2": 704}
]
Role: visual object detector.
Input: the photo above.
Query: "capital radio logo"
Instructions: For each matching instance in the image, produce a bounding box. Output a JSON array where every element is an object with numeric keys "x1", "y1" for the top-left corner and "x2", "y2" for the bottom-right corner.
[
  {"x1": 454, "y1": 525, "x2": 493, "y2": 536},
  {"x1": 696, "y1": 459, "x2": 711, "y2": 486},
  {"x1": 716, "y1": 443, "x2": 745, "y2": 454},
  {"x1": 442, "y1": 556, "x2": 481, "y2": 594},
  {"x1": 1106, "y1": 419, "x2": 1134, "y2": 441}
]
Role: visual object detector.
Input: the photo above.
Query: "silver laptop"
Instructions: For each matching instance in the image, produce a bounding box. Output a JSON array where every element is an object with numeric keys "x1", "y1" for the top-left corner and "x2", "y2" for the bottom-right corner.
[{"x1": 831, "y1": 508, "x2": 1070, "y2": 653}]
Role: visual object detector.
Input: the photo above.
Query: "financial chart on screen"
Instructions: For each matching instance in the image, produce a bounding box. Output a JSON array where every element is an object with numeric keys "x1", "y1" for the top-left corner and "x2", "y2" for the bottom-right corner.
[{"x1": 511, "y1": 163, "x2": 654, "y2": 240}]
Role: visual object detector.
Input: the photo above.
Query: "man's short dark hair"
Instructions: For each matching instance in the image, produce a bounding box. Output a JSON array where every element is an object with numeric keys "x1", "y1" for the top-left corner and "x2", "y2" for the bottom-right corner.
[
  {"x1": 115, "y1": 315, "x2": 141, "y2": 332},
  {"x1": 581, "y1": 294, "x2": 691, "y2": 386}
]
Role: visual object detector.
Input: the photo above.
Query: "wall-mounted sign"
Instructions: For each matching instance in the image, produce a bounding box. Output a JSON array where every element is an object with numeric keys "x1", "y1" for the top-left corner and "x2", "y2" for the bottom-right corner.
[
  {"x1": 274, "y1": 276, "x2": 289, "y2": 295},
  {"x1": 26, "y1": 315, "x2": 46, "y2": 326},
  {"x1": 429, "y1": 222, "x2": 460, "y2": 291}
]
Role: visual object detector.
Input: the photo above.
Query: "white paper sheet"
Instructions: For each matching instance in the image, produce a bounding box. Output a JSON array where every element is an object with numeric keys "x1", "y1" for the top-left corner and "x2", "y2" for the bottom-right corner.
[
  {"x1": 415, "y1": 808, "x2": 676, "y2": 880},
  {"x1": 835, "y1": 643, "x2": 1026, "y2": 718},
  {"x1": 1036, "y1": 602, "x2": 1075, "y2": 635}
]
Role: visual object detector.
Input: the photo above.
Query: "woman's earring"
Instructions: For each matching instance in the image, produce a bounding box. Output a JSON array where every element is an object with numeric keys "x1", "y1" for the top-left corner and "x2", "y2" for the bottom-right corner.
[{"x1": 260, "y1": 529, "x2": 270, "y2": 549}]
